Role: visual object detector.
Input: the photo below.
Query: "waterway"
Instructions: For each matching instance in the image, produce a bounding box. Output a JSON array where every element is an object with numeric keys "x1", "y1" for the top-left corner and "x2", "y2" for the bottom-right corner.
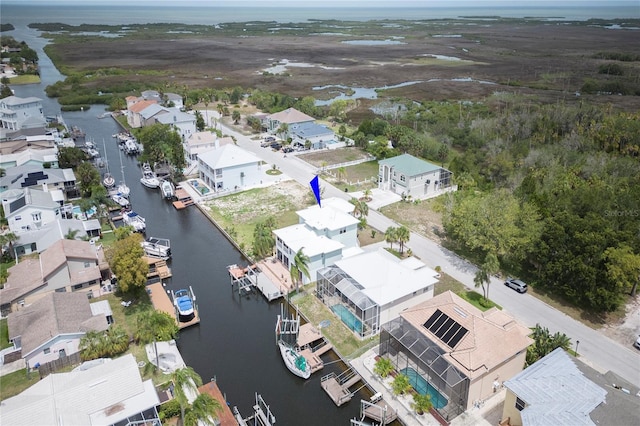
[{"x1": 9, "y1": 28, "x2": 371, "y2": 426}]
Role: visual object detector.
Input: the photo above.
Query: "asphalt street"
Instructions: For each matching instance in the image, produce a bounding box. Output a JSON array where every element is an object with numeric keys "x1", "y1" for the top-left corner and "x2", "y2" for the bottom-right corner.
[{"x1": 210, "y1": 113, "x2": 640, "y2": 388}]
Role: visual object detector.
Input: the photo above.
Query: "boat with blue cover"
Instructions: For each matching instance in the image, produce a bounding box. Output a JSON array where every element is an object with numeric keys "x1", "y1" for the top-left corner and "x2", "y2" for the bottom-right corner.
[{"x1": 172, "y1": 287, "x2": 196, "y2": 322}]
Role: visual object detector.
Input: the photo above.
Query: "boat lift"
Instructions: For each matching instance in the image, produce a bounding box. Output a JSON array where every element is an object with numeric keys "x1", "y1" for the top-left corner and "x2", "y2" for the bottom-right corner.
[{"x1": 233, "y1": 393, "x2": 276, "y2": 426}]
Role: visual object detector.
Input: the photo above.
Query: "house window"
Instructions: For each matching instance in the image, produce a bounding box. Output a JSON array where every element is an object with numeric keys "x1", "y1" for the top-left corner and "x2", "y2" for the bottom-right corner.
[
  {"x1": 339, "y1": 228, "x2": 347, "y2": 234},
  {"x1": 55, "y1": 287, "x2": 67, "y2": 293},
  {"x1": 84, "y1": 262, "x2": 91, "y2": 268},
  {"x1": 515, "y1": 397, "x2": 526, "y2": 411},
  {"x1": 15, "y1": 215, "x2": 21, "y2": 221},
  {"x1": 18, "y1": 299, "x2": 25, "y2": 307},
  {"x1": 400, "y1": 175, "x2": 406, "y2": 182},
  {"x1": 73, "y1": 283, "x2": 84, "y2": 291},
  {"x1": 44, "y1": 348, "x2": 51, "y2": 354},
  {"x1": 31, "y1": 212, "x2": 42, "y2": 222}
]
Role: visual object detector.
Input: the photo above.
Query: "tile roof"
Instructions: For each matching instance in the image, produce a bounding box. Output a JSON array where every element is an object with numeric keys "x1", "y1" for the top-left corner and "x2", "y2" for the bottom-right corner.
[
  {"x1": 268, "y1": 107, "x2": 315, "y2": 124},
  {"x1": 0, "y1": 354, "x2": 159, "y2": 426},
  {"x1": 128, "y1": 99, "x2": 157, "y2": 113},
  {"x1": 400, "y1": 291, "x2": 533, "y2": 379},
  {"x1": 7, "y1": 292, "x2": 107, "y2": 356},
  {"x1": 504, "y1": 348, "x2": 607, "y2": 426},
  {"x1": 379, "y1": 153, "x2": 441, "y2": 176}
]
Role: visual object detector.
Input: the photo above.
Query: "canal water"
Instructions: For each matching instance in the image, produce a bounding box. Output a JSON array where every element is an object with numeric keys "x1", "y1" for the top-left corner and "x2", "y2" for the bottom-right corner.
[{"x1": 9, "y1": 30, "x2": 371, "y2": 426}]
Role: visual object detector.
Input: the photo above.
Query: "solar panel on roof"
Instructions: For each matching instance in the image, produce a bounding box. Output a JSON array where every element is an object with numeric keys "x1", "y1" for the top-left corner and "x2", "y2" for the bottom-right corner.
[{"x1": 423, "y1": 308, "x2": 468, "y2": 349}]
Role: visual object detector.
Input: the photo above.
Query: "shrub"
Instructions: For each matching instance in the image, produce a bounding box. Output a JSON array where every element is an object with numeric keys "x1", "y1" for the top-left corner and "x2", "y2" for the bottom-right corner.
[
  {"x1": 373, "y1": 357, "x2": 394, "y2": 378},
  {"x1": 158, "y1": 399, "x2": 181, "y2": 420},
  {"x1": 392, "y1": 373, "x2": 412, "y2": 396}
]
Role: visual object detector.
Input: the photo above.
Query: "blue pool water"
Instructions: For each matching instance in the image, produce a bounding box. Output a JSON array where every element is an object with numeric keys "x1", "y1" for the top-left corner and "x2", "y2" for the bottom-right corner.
[
  {"x1": 72, "y1": 205, "x2": 97, "y2": 217},
  {"x1": 330, "y1": 304, "x2": 363, "y2": 334},
  {"x1": 400, "y1": 367, "x2": 448, "y2": 409}
]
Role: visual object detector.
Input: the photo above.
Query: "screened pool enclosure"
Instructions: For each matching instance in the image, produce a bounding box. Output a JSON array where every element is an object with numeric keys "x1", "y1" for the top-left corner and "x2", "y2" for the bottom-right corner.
[
  {"x1": 316, "y1": 265, "x2": 381, "y2": 338},
  {"x1": 379, "y1": 316, "x2": 470, "y2": 421}
]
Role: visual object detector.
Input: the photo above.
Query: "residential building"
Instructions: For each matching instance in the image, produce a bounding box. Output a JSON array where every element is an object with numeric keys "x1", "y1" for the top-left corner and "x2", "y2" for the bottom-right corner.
[
  {"x1": 0, "y1": 353, "x2": 161, "y2": 425},
  {"x1": 185, "y1": 132, "x2": 233, "y2": 164},
  {"x1": 155, "y1": 110, "x2": 196, "y2": 142},
  {"x1": 317, "y1": 247, "x2": 438, "y2": 338},
  {"x1": 164, "y1": 92, "x2": 184, "y2": 109},
  {"x1": 1, "y1": 165, "x2": 77, "y2": 200},
  {"x1": 11, "y1": 217, "x2": 101, "y2": 257},
  {"x1": 197, "y1": 143, "x2": 264, "y2": 192},
  {"x1": 378, "y1": 290, "x2": 533, "y2": 420},
  {"x1": 296, "y1": 197, "x2": 360, "y2": 249},
  {"x1": 2, "y1": 187, "x2": 62, "y2": 234},
  {"x1": 378, "y1": 153, "x2": 456, "y2": 200},
  {"x1": 138, "y1": 103, "x2": 169, "y2": 127},
  {"x1": 500, "y1": 347, "x2": 638, "y2": 426},
  {"x1": 265, "y1": 107, "x2": 315, "y2": 134},
  {"x1": 0, "y1": 95, "x2": 45, "y2": 130},
  {"x1": 0, "y1": 239, "x2": 110, "y2": 316},
  {"x1": 289, "y1": 121, "x2": 337, "y2": 150},
  {"x1": 126, "y1": 99, "x2": 158, "y2": 128},
  {"x1": 141, "y1": 89, "x2": 162, "y2": 103},
  {"x1": 6, "y1": 292, "x2": 111, "y2": 368},
  {"x1": 0, "y1": 146, "x2": 59, "y2": 170}
]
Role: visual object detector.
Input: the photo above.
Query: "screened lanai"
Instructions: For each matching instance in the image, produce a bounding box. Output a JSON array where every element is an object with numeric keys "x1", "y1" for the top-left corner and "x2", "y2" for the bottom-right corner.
[
  {"x1": 316, "y1": 265, "x2": 380, "y2": 338},
  {"x1": 379, "y1": 316, "x2": 469, "y2": 421}
]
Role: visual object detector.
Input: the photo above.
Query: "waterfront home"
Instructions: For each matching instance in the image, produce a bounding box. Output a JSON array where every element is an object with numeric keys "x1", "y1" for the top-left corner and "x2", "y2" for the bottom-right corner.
[
  {"x1": 0, "y1": 165, "x2": 77, "y2": 200},
  {"x1": 197, "y1": 143, "x2": 264, "y2": 192},
  {"x1": 378, "y1": 290, "x2": 533, "y2": 421},
  {"x1": 2, "y1": 187, "x2": 62, "y2": 234},
  {"x1": 138, "y1": 103, "x2": 169, "y2": 127},
  {"x1": 295, "y1": 197, "x2": 360, "y2": 250},
  {"x1": 0, "y1": 354, "x2": 161, "y2": 425},
  {"x1": 155, "y1": 110, "x2": 196, "y2": 142},
  {"x1": 185, "y1": 131, "x2": 234, "y2": 164},
  {"x1": 264, "y1": 107, "x2": 315, "y2": 135},
  {"x1": 10, "y1": 217, "x2": 101, "y2": 257},
  {"x1": 316, "y1": 247, "x2": 438, "y2": 338},
  {"x1": 378, "y1": 153, "x2": 456, "y2": 200},
  {"x1": 0, "y1": 239, "x2": 110, "y2": 316},
  {"x1": 126, "y1": 99, "x2": 158, "y2": 128},
  {"x1": 288, "y1": 121, "x2": 337, "y2": 150},
  {"x1": 164, "y1": 92, "x2": 184, "y2": 109},
  {"x1": 0, "y1": 95, "x2": 45, "y2": 131},
  {"x1": 6, "y1": 292, "x2": 111, "y2": 369}
]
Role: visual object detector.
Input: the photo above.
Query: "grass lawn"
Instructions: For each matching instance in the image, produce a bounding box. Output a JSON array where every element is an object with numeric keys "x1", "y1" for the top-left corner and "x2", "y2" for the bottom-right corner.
[
  {"x1": 0, "y1": 318, "x2": 11, "y2": 350},
  {"x1": 7, "y1": 75, "x2": 40, "y2": 84},
  {"x1": 0, "y1": 369, "x2": 40, "y2": 401},
  {"x1": 290, "y1": 284, "x2": 377, "y2": 359},
  {"x1": 434, "y1": 273, "x2": 501, "y2": 311}
]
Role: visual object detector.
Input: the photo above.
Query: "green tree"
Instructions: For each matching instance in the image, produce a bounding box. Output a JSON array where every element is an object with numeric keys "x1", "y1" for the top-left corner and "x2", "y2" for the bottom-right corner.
[
  {"x1": 57, "y1": 146, "x2": 87, "y2": 169},
  {"x1": 349, "y1": 198, "x2": 368, "y2": 219},
  {"x1": 114, "y1": 226, "x2": 134, "y2": 240},
  {"x1": 232, "y1": 110, "x2": 241, "y2": 125},
  {"x1": 603, "y1": 244, "x2": 640, "y2": 297},
  {"x1": 135, "y1": 310, "x2": 179, "y2": 370},
  {"x1": 171, "y1": 367, "x2": 204, "y2": 426},
  {"x1": 277, "y1": 123, "x2": 289, "y2": 142},
  {"x1": 64, "y1": 229, "x2": 80, "y2": 240},
  {"x1": 184, "y1": 393, "x2": 224, "y2": 426},
  {"x1": 194, "y1": 110, "x2": 205, "y2": 131},
  {"x1": 474, "y1": 252, "x2": 499, "y2": 302},
  {"x1": 526, "y1": 324, "x2": 572, "y2": 365},
  {"x1": 392, "y1": 374, "x2": 412, "y2": 396},
  {"x1": 0, "y1": 232, "x2": 18, "y2": 259},
  {"x1": 76, "y1": 162, "x2": 101, "y2": 197},
  {"x1": 385, "y1": 226, "x2": 398, "y2": 250},
  {"x1": 396, "y1": 226, "x2": 410, "y2": 254},
  {"x1": 411, "y1": 393, "x2": 433, "y2": 415},
  {"x1": 373, "y1": 357, "x2": 394, "y2": 378},
  {"x1": 252, "y1": 217, "x2": 276, "y2": 259},
  {"x1": 137, "y1": 123, "x2": 186, "y2": 178},
  {"x1": 336, "y1": 166, "x2": 347, "y2": 183},
  {"x1": 106, "y1": 233, "x2": 148, "y2": 294},
  {"x1": 290, "y1": 248, "x2": 311, "y2": 291}
]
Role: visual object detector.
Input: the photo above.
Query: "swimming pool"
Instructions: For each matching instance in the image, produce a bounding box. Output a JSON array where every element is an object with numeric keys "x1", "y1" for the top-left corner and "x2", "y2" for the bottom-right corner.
[
  {"x1": 330, "y1": 304, "x2": 363, "y2": 334},
  {"x1": 400, "y1": 367, "x2": 448, "y2": 409},
  {"x1": 72, "y1": 205, "x2": 97, "y2": 217}
]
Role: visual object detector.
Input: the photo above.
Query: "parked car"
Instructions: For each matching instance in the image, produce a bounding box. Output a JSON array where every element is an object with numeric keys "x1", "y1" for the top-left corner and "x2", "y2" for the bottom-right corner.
[
  {"x1": 504, "y1": 278, "x2": 528, "y2": 293},
  {"x1": 270, "y1": 143, "x2": 282, "y2": 150},
  {"x1": 261, "y1": 141, "x2": 272, "y2": 148},
  {"x1": 283, "y1": 146, "x2": 294, "y2": 153},
  {"x1": 634, "y1": 335, "x2": 640, "y2": 350},
  {"x1": 265, "y1": 136, "x2": 276, "y2": 142}
]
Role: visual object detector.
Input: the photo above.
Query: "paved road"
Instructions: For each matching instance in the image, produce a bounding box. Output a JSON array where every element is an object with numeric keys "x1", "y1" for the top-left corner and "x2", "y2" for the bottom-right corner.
[{"x1": 211, "y1": 115, "x2": 640, "y2": 388}]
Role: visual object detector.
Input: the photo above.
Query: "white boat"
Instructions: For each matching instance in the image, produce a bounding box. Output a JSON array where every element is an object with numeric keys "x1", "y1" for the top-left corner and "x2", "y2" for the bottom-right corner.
[
  {"x1": 141, "y1": 236, "x2": 171, "y2": 259},
  {"x1": 125, "y1": 138, "x2": 139, "y2": 155},
  {"x1": 86, "y1": 148, "x2": 100, "y2": 158},
  {"x1": 116, "y1": 148, "x2": 130, "y2": 198},
  {"x1": 103, "y1": 172, "x2": 115, "y2": 188},
  {"x1": 111, "y1": 192, "x2": 130, "y2": 208},
  {"x1": 278, "y1": 340, "x2": 311, "y2": 379},
  {"x1": 172, "y1": 287, "x2": 196, "y2": 322},
  {"x1": 122, "y1": 211, "x2": 146, "y2": 233},
  {"x1": 160, "y1": 179, "x2": 175, "y2": 199},
  {"x1": 140, "y1": 163, "x2": 160, "y2": 189}
]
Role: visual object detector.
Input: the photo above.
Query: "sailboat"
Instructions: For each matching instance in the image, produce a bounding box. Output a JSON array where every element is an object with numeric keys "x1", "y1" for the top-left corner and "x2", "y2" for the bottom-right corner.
[
  {"x1": 116, "y1": 146, "x2": 130, "y2": 198},
  {"x1": 102, "y1": 139, "x2": 115, "y2": 189}
]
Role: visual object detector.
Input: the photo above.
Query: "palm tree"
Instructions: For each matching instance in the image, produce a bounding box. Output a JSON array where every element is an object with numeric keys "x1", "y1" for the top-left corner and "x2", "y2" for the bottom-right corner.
[
  {"x1": 135, "y1": 310, "x2": 179, "y2": 371},
  {"x1": 64, "y1": 229, "x2": 80, "y2": 240},
  {"x1": 79, "y1": 330, "x2": 107, "y2": 361},
  {"x1": 363, "y1": 188, "x2": 372, "y2": 202},
  {"x1": 385, "y1": 226, "x2": 398, "y2": 250},
  {"x1": 396, "y1": 226, "x2": 410, "y2": 254},
  {"x1": 184, "y1": 393, "x2": 224, "y2": 426},
  {"x1": 290, "y1": 248, "x2": 311, "y2": 291},
  {"x1": 336, "y1": 166, "x2": 347, "y2": 183},
  {"x1": 277, "y1": 123, "x2": 289, "y2": 141},
  {"x1": 232, "y1": 110, "x2": 241, "y2": 124},
  {"x1": 0, "y1": 232, "x2": 18, "y2": 259},
  {"x1": 392, "y1": 374, "x2": 412, "y2": 396},
  {"x1": 373, "y1": 357, "x2": 394, "y2": 378},
  {"x1": 349, "y1": 198, "x2": 368, "y2": 219},
  {"x1": 171, "y1": 367, "x2": 203, "y2": 426},
  {"x1": 411, "y1": 393, "x2": 433, "y2": 415},
  {"x1": 474, "y1": 252, "x2": 499, "y2": 302}
]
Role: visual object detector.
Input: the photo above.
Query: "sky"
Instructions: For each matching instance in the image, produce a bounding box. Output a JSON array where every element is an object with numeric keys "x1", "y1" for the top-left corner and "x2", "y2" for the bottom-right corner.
[{"x1": 5, "y1": 0, "x2": 637, "y2": 6}]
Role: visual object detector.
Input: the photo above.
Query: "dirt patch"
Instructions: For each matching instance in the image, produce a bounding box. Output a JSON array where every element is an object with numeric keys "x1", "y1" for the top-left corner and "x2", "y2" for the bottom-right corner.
[
  {"x1": 298, "y1": 147, "x2": 372, "y2": 168},
  {"x1": 380, "y1": 198, "x2": 445, "y2": 244},
  {"x1": 601, "y1": 297, "x2": 640, "y2": 349}
]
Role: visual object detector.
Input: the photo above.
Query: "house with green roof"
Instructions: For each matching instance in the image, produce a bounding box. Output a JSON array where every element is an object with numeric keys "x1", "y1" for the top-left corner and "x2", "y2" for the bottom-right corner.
[{"x1": 378, "y1": 153, "x2": 455, "y2": 200}]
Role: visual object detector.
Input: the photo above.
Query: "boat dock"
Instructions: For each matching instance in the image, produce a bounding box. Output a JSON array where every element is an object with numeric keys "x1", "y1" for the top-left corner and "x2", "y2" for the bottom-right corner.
[
  {"x1": 321, "y1": 368, "x2": 364, "y2": 407},
  {"x1": 144, "y1": 256, "x2": 172, "y2": 282},
  {"x1": 147, "y1": 282, "x2": 200, "y2": 329},
  {"x1": 233, "y1": 393, "x2": 276, "y2": 426},
  {"x1": 173, "y1": 185, "x2": 194, "y2": 209},
  {"x1": 297, "y1": 323, "x2": 333, "y2": 374},
  {"x1": 227, "y1": 263, "x2": 286, "y2": 301},
  {"x1": 357, "y1": 394, "x2": 398, "y2": 425}
]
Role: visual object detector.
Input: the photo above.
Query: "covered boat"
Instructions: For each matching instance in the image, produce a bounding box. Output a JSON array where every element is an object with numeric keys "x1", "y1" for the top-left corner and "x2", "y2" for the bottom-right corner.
[
  {"x1": 172, "y1": 287, "x2": 196, "y2": 322},
  {"x1": 122, "y1": 211, "x2": 146, "y2": 233},
  {"x1": 278, "y1": 340, "x2": 311, "y2": 379}
]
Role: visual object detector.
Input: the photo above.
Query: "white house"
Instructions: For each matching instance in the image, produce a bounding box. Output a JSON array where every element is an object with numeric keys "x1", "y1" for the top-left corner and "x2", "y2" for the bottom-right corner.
[
  {"x1": 378, "y1": 153, "x2": 456, "y2": 200},
  {"x1": 316, "y1": 247, "x2": 440, "y2": 338},
  {"x1": 0, "y1": 95, "x2": 45, "y2": 130},
  {"x1": 7, "y1": 292, "x2": 110, "y2": 368},
  {"x1": 289, "y1": 121, "x2": 338, "y2": 150},
  {"x1": 164, "y1": 92, "x2": 184, "y2": 109},
  {"x1": 185, "y1": 132, "x2": 234, "y2": 164},
  {"x1": 0, "y1": 165, "x2": 77, "y2": 201},
  {"x1": 197, "y1": 144, "x2": 264, "y2": 192},
  {"x1": 274, "y1": 224, "x2": 344, "y2": 286},
  {"x1": 0, "y1": 353, "x2": 161, "y2": 426},
  {"x1": 155, "y1": 110, "x2": 196, "y2": 142},
  {"x1": 11, "y1": 217, "x2": 101, "y2": 257},
  {"x1": 2, "y1": 188, "x2": 62, "y2": 234},
  {"x1": 296, "y1": 197, "x2": 360, "y2": 249}
]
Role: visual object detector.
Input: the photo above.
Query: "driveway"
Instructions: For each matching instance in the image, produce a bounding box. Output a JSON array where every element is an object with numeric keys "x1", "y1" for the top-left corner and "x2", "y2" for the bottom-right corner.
[{"x1": 211, "y1": 114, "x2": 640, "y2": 387}]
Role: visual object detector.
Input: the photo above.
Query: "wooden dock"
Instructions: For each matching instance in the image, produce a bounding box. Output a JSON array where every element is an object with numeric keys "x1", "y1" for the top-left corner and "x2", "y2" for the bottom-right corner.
[
  {"x1": 144, "y1": 256, "x2": 172, "y2": 280},
  {"x1": 173, "y1": 186, "x2": 194, "y2": 209},
  {"x1": 297, "y1": 323, "x2": 333, "y2": 374},
  {"x1": 228, "y1": 263, "x2": 284, "y2": 301},
  {"x1": 147, "y1": 282, "x2": 200, "y2": 329},
  {"x1": 361, "y1": 397, "x2": 398, "y2": 425},
  {"x1": 321, "y1": 368, "x2": 363, "y2": 406},
  {"x1": 198, "y1": 381, "x2": 238, "y2": 426}
]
